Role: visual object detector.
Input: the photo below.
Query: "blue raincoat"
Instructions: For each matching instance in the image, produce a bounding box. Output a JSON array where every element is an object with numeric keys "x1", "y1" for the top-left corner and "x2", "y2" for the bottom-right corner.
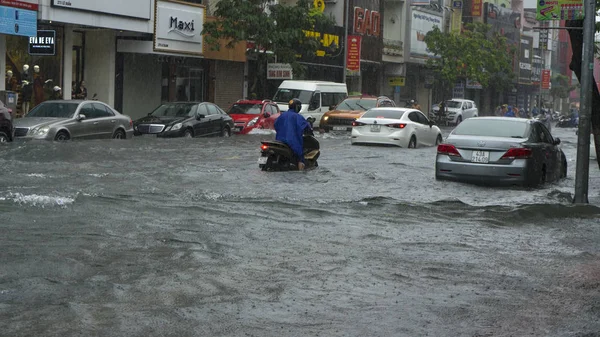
[
  {"x1": 504, "y1": 106, "x2": 516, "y2": 117},
  {"x1": 274, "y1": 109, "x2": 311, "y2": 163}
]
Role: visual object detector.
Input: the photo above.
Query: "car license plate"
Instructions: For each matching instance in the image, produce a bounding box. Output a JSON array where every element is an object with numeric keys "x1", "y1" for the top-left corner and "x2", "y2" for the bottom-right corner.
[
  {"x1": 471, "y1": 151, "x2": 490, "y2": 163},
  {"x1": 234, "y1": 126, "x2": 243, "y2": 132},
  {"x1": 370, "y1": 125, "x2": 381, "y2": 132},
  {"x1": 333, "y1": 126, "x2": 347, "y2": 131},
  {"x1": 257, "y1": 156, "x2": 268, "y2": 164}
]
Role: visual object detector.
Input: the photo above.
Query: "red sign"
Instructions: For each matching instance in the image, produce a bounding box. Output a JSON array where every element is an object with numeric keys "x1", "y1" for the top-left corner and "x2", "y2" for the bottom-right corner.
[
  {"x1": 346, "y1": 35, "x2": 361, "y2": 72},
  {"x1": 0, "y1": 0, "x2": 38, "y2": 10},
  {"x1": 353, "y1": 7, "x2": 381, "y2": 37},
  {"x1": 471, "y1": 0, "x2": 482, "y2": 16},
  {"x1": 541, "y1": 69, "x2": 551, "y2": 89}
]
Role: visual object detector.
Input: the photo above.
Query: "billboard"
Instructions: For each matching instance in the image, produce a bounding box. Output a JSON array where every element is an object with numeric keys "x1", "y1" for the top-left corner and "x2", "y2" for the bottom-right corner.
[
  {"x1": 51, "y1": 0, "x2": 152, "y2": 20},
  {"x1": 298, "y1": 25, "x2": 345, "y2": 67},
  {"x1": 537, "y1": 0, "x2": 583, "y2": 20},
  {"x1": 410, "y1": 10, "x2": 442, "y2": 59},
  {"x1": 0, "y1": 4, "x2": 36, "y2": 37},
  {"x1": 484, "y1": 3, "x2": 521, "y2": 46}
]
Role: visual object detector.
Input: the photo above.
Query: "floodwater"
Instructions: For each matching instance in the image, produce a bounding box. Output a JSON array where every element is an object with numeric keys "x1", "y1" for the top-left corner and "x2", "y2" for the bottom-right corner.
[{"x1": 1, "y1": 126, "x2": 600, "y2": 336}]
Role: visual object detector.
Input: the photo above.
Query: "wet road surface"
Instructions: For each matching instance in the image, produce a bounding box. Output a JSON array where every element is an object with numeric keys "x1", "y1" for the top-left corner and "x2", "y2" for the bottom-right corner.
[{"x1": 1, "y1": 126, "x2": 600, "y2": 336}]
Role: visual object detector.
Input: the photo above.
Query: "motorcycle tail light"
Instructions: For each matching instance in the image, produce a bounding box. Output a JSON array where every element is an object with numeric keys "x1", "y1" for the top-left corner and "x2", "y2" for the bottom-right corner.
[{"x1": 260, "y1": 144, "x2": 269, "y2": 151}]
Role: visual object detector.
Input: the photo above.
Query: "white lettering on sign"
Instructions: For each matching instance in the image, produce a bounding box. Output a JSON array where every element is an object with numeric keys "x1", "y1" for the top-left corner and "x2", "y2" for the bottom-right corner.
[
  {"x1": 169, "y1": 16, "x2": 195, "y2": 37},
  {"x1": 29, "y1": 36, "x2": 55, "y2": 44}
]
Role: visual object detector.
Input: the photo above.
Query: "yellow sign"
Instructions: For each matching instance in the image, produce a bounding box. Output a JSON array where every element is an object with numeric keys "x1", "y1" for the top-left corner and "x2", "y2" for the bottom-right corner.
[
  {"x1": 388, "y1": 77, "x2": 405, "y2": 86},
  {"x1": 313, "y1": 0, "x2": 325, "y2": 12}
]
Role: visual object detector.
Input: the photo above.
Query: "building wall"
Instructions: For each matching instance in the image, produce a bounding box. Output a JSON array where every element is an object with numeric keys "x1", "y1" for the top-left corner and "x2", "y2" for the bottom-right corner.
[
  {"x1": 84, "y1": 30, "x2": 116, "y2": 107},
  {"x1": 122, "y1": 53, "x2": 162, "y2": 120},
  {"x1": 214, "y1": 60, "x2": 244, "y2": 110}
]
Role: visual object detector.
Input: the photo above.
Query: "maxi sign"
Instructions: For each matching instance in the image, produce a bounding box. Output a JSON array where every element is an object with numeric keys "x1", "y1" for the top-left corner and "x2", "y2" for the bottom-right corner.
[{"x1": 154, "y1": 0, "x2": 205, "y2": 55}]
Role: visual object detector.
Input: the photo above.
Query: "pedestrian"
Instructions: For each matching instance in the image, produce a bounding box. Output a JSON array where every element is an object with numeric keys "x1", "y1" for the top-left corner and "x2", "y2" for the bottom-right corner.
[
  {"x1": 51, "y1": 86, "x2": 63, "y2": 100},
  {"x1": 500, "y1": 104, "x2": 508, "y2": 116},
  {"x1": 504, "y1": 105, "x2": 516, "y2": 117},
  {"x1": 412, "y1": 100, "x2": 422, "y2": 111},
  {"x1": 75, "y1": 80, "x2": 87, "y2": 99},
  {"x1": 71, "y1": 81, "x2": 76, "y2": 99}
]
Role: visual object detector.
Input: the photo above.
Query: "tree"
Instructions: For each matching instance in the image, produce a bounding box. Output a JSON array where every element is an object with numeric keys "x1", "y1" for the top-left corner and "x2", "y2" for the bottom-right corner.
[
  {"x1": 566, "y1": 8, "x2": 600, "y2": 167},
  {"x1": 202, "y1": 0, "x2": 333, "y2": 98},
  {"x1": 423, "y1": 22, "x2": 516, "y2": 100},
  {"x1": 549, "y1": 73, "x2": 578, "y2": 107}
]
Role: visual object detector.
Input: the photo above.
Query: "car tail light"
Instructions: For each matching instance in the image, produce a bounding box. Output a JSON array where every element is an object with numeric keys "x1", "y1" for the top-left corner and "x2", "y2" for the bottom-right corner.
[
  {"x1": 437, "y1": 144, "x2": 461, "y2": 157},
  {"x1": 260, "y1": 144, "x2": 269, "y2": 151},
  {"x1": 8, "y1": 108, "x2": 12, "y2": 115},
  {"x1": 352, "y1": 121, "x2": 365, "y2": 127},
  {"x1": 129, "y1": 119, "x2": 133, "y2": 127},
  {"x1": 501, "y1": 147, "x2": 532, "y2": 159},
  {"x1": 385, "y1": 123, "x2": 406, "y2": 129}
]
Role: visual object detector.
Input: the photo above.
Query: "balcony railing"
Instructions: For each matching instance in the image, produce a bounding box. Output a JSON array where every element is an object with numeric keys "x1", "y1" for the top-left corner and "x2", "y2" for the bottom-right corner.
[{"x1": 383, "y1": 38, "x2": 403, "y2": 56}]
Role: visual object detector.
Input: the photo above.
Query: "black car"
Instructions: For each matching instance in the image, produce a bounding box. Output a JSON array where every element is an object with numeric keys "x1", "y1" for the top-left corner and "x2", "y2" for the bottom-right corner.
[
  {"x1": 133, "y1": 102, "x2": 234, "y2": 138},
  {"x1": 0, "y1": 99, "x2": 14, "y2": 143}
]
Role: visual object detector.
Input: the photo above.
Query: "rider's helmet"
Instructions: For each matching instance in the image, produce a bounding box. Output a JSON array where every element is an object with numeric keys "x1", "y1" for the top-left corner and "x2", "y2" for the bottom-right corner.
[{"x1": 288, "y1": 98, "x2": 302, "y2": 112}]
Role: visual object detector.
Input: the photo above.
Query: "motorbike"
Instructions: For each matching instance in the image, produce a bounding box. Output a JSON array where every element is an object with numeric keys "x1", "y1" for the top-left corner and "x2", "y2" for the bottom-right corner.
[
  {"x1": 258, "y1": 117, "x2": 320, "y2": 171},
  {"x1": 556, "y1": 115, "x2": 578, "y2": 128}
]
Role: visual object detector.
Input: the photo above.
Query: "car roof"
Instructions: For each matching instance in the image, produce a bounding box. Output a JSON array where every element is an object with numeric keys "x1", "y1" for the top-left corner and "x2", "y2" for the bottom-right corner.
[{"x1": 234, "y1": 99, "x2": 274, "y2": 105}]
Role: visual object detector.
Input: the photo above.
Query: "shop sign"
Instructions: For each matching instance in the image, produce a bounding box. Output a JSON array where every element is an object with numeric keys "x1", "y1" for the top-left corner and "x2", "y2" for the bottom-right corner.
[
  {"x1": 388, "y1": 77, "x2": 405, "y2": 86},
  {"x1": 154, "y1": 0, "x2": 205, "y2": 56},
  {"x1": 466, "y1": 79, "x2": 482, "y2": 89},
  {"x1": 541, "y1": 69, "x2": 551, "y2": 89},
  {"x1": 298, "y1": 25, "x2": 344, "y2": 67},
  {"x1": 539, "y1": 29, "x2": 548, "y2": 50},
  {"x1": 411, "y1": 0, "x2": 431, "y2": 6},
  {"x1": 519, "y1": 35, "x2": 533, "y2": 84},
  {"x1": 51, "y1": 0, "x2": 151, "y2": 20},
  {"x1": 537, "y1": 0, "x2": 583, "y2": 21},
  {"x1": 349, "y1": 0, "x2": 382, "y2": 62},
  {"x1": 28, "y1": 30, "x2": 56, "y2": 56},
  {"x1": 484, "y1": 3, "x2": 521, "y2": 46},
  {"x1": 346, "y1": 35, "x2": 361, "y2": 73},
  {"x1": 0, "y1": 4, "x2": 36, "y2": 37},
  {"x1": 472, "y1": 0, "x2": 482, "y2": 16},
  {"x1": 410, "y1": 10, "x2": 442, "y2": 60},
  {"x1": 0, "y1": 0, "x2": 38, "y2": 10},
  {"x1": 267, "y1": 63, "x2": 293, "y2": 80}
]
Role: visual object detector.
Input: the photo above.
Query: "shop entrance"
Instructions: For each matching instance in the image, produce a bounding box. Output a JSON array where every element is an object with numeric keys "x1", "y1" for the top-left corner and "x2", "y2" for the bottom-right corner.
[{"x1": 161, "y1": 58, "x2": 206, "y2": 103}]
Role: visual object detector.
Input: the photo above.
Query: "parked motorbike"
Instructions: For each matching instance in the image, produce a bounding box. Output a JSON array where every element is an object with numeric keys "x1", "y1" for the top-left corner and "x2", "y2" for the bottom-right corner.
[
  {"x1": 556, "y1": 115, "x2": 578, "y2": 128},
  {"x1": 258, "y1": 117, "x2": 320, "y2": 171}
]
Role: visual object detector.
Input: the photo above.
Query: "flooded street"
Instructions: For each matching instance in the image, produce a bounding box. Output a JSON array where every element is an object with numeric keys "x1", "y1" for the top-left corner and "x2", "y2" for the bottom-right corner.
[{"x1": 1, "y1": 126, "x2": 600, "y2": 336}]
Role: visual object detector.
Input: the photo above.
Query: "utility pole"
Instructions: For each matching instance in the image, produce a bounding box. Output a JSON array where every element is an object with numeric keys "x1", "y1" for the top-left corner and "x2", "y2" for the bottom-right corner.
[
  {"x1": 573, "y1": 0, "x2": 595, "y2": 204},
  {"x1": 342, "y1": 0, "x2": 349, "y2": 84}
]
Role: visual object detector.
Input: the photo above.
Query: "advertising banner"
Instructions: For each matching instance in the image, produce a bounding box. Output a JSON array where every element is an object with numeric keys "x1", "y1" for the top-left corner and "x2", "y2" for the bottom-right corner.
[
  {"x1": 472, "y1": 0, "x2": 483, "y2": 16},
  {"x1": 346, "y1": 35, "x2": 361, "y2": 72},
  {"x1": 0, "y1": 0, "x2": 38, "y2": 10},
  {"x1": 298, "y1": 25, "x2": 344, "y2": 67},
  {"x1": 536, "y1": 0, "x2": 583, "y2": 21},
  {"x1": 0, "y1": 4, "x2": 36, "y2": 37},
  {"x1": 410, "y1": 10, "x2": 442, "y2": 59},
  {"x1": 541, "y1": 69, "x2": 551, "y2": 89},
  {"x1": 484, "y1": 3, "x2": 521, "y2": 46}
]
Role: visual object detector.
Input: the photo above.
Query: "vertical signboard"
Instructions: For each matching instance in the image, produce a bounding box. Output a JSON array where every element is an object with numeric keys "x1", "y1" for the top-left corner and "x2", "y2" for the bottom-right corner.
[
  {"x1": 537, "y1": 0, "x2": 583, "y2": 20},
  {"x1": 519, "y1": 35, "x2": 533, "y2": 84},
  {"x1": 539, "y1": 29, "x2": 548, "y2": 50},
  {"x1": 472, "y1": 0, "x2": 482, "y2": 16},
  {"x1": 350, "y1": 0, "x2": 382, "y2": 62},
  {"x1": 346, "y1": 35, "x2": 361, "y2": 73},
  {"x1": 541, "y1": 69, "x2": 551, "y2": 89}
]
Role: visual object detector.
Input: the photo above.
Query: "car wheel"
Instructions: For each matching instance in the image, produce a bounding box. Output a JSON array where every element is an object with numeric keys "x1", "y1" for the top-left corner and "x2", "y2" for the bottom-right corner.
[
  {"x1": 408, "y1": 136, "x2": 417, "y2": 149},
  {"x1": 436, "y1": 134, "x2": 443, "y2": 145},
  {"x1": 54, "y1": 131, "x2": 70, "y2": 141},
  {"x1": 112, "y1": 129, "x2": 126, "y2": 139},
  {"x1": 0, "y1": 132, "x2": 9, "y2": 143},
  {"x1": 222, "y1": 126, "x2": 231, "y2": 137},
  {"x1": 561, "y1": 157, "x2": 568, "y2": 178},
  {"x1": 456, "y1": 115, "x2": 463, "y2": 125},
  {"x1": 183, "y1": 129, "x2": 194, "y2": 138},
  {"x1": 539, "y1": 166, "x2": 547, "y2": 185}
]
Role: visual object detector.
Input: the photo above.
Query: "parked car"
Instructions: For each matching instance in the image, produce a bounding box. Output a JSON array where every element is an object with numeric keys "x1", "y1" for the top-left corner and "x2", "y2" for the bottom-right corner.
[
  {"x1": 133, "y1": 102, "x2": 234, "y2": 138},
  {"x1": 443, "y1": 99, "x2": 478, "y2": 125},
  {"x1": 435, "y1": 117, "x2": 567, "y2": 186},
  {"x1": 226, "y1": 99, "x2": 280, "y2": 134},
  {"x1": 351, "y1": 107, "x2": 443, "y2": 148},
  {"x1": 13, "y1": 100, "x2": 133, "y2": 141},
  {"x1": 319, "y1": 95, "x2": 396, "y2": 132},
  {"x1": 0, "y1": 99, "x2": 14, "y2": 143}
]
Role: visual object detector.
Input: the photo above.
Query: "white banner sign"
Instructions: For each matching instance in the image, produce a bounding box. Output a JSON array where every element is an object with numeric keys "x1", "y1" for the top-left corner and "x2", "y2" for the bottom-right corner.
[
  {"x1": 410, "y1": 10, "x2": 442, "y2": 60},
  {"x1": 51, "y1": 0, "x2": 151, "y2": 20},
  {"x1": 267, "y1": 63, "x2": 293, "y2": 79},
  {"x1": 154, "y1": 0, "x2": 204, "y2": 55}
]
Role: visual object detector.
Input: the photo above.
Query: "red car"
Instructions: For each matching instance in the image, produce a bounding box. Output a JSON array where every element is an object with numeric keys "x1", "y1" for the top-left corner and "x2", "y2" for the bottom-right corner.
[{"x1": 226, "y1": 99, "x2": 281, "y2": 134}]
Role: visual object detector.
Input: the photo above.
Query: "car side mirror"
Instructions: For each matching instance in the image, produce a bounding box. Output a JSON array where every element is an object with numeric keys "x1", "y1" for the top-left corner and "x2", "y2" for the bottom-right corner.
[
  {"x1": 554, "y1": 138, "x2": 561, "y2": 145},
  {"x1": 429, "y1": 120, "x2": 435, "y2": 127},
  {"x1": 196, "y1": 113, "x2": 205, "y2": 120},
  {"x1": 77, "y1": 114, "x2": 86, "y2": 121},
  {"x1": 263, "y1": 112, "x2": 270, "y2": 118}
]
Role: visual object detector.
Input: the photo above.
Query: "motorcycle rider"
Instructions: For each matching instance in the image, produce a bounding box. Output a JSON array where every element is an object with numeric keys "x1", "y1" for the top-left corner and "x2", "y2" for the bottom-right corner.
[{"x1": 274, "y1": 98, "x2": 313, "y2": 171}]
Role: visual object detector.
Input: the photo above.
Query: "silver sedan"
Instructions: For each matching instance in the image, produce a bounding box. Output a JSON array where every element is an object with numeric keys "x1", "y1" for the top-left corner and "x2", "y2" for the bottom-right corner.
[
  {"x1": 435, "y1": 117, "x2": 567, "y2": 186},
  {"x1": 14, "y1": 100, "x2": 134, "y2": 141}
]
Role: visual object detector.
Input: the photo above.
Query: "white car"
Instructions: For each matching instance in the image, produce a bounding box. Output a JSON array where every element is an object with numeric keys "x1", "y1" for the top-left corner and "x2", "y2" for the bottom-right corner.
[
  {"x1": 351, "y1": 107, "x2": 443, "y2": 148},
  {"x1": 445, "y1": 99, "x2": 478, "y2": 125}
]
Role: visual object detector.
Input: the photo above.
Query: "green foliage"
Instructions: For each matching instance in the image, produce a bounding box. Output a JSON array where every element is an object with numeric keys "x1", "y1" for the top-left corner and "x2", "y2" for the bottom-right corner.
[
  {"x1": 423, "y1": 22, "x2": 516, "y2": 91},
  {"x1": 549, "y1": 73, "x2": 578, "y2": 100},
  {"x1": 202, "y1": 0, "x2": 333, "y2": 75}
]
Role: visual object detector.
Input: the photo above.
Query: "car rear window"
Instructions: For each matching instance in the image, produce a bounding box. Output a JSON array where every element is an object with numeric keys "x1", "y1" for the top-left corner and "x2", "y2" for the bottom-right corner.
[
  {"x1": 227, "y1": 104, "x2": 262, "y2": 115},
  {"x1": 452, "y1": 119, "x2": 528, "y2": 138},
  {"x1": 362, "y1": 109, "x2": 405, "y2": 119}
]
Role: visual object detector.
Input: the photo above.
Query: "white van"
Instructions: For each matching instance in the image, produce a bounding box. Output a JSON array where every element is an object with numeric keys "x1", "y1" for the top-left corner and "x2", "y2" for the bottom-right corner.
[{"x1": 272, "y1": 80, "x2": 348, "y2": 128}]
